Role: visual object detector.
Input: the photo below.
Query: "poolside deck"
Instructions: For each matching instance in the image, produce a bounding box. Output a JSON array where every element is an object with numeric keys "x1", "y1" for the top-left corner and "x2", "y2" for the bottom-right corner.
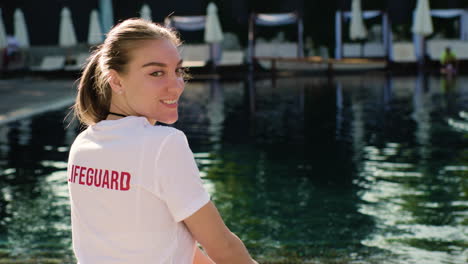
[
  {"x1": 3, "y1": 52, "x2": 468, "y2": 81},
  {"x1": 254, "y1": 56, "x2": 387, "y2": 73},
  {"x1": 0, "y1": 78, "x2": 76, "y2": 126}
]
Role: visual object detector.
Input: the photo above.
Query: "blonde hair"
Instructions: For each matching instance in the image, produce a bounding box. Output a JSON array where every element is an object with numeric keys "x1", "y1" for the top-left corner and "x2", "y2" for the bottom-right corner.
[{"x1": 73, "y1": 18, "x2": 181, "y2": 126}]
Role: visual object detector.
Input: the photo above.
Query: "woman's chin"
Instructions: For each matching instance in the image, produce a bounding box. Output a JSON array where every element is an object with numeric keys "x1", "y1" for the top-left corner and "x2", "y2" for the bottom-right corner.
[{"x1": 155, "y1": 117, "x2": 178, "y2": 125}]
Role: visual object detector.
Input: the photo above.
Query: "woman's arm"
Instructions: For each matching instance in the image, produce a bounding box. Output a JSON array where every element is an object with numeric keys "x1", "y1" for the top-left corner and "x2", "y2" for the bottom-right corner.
[
  {"x1": 193, "y1": 246, "x2": 215, "y2": 264},
  {"x1": 184, "y1": 201, "x2": 258, "y2": 264}
]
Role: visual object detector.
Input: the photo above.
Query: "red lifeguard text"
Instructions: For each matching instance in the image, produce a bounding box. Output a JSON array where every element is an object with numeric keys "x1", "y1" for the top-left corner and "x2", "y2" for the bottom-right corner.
[{"x1": 68, "y1": 164, "x2": 131, "y2": 191}]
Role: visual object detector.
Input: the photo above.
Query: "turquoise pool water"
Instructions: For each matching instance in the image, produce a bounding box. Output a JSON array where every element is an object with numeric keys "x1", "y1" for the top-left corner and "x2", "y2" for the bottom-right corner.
[{"x1": 0, "y1": 74, "x2": 466, "y2": 263}]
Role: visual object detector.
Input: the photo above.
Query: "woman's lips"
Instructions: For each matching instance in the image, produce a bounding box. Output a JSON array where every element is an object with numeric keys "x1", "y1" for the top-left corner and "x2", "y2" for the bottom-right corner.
[{"x1": 160, "y1": 99, "x2": 178, "y2": 108}]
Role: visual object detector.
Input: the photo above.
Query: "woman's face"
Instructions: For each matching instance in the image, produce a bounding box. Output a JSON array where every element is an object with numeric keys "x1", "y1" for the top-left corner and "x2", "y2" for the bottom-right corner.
[{"x1": 117, "y1": 38, "x2": 185, "y2": 124}]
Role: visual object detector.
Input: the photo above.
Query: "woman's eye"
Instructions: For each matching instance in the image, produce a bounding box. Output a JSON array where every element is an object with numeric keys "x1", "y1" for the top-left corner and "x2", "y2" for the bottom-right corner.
[{"x1": 150, "y1": 71, "x2": 164, "y2": 77}]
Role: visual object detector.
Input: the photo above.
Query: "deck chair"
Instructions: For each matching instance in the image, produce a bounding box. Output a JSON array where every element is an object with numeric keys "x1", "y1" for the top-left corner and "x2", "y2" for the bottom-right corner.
[
  {"x1": 427, "y1": 39, "x2": 468, "y2": 61},
  {"x1": 30, "y1": 56, "x2": 65, "y2": 71},
  {"x1": 254, "y1": 42, "x2": 297, "y2": 68},
  {"x1": 427, "y1": 39, "x2": 451, "y2": 61},
  {"x1": 219, "y1": 50, "x2": 244, "y2": 66},
  {"x1": 455, "y1": 41, "x2": 468, "y2": 60},
  {"x1": 275, "y1": 42, "x2": 298, "y2": 58},
  {"x1": 179, "y1": 44, "x2": 210, "y2": 68},
  {"x1": 363, "y1": 42, "x2": 385, "y2": 58},
  {"x1": 254, "y1": 42, "x2": 297, "y2": 58},
  {"x1": 343, "y1": 43, "x2": 361, "y2": 57},
  {"x1": 391, "y1": 42, "x2": 416, "y2": 63},
  {"x1": 64, "y1": 53, "x2": 90, "y2": 71}
]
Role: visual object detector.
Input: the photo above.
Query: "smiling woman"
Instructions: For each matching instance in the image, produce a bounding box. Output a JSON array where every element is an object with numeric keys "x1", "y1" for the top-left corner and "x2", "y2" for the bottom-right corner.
[
  {"x1": 106, "y1": 38, "x2": 186, "y2": 125},
  {"x1": 73, "y1": 19, "x2": 184, "y2": 126},
  {"x1": 68, "y1": 18, "x2": 257, "y2": 264}
]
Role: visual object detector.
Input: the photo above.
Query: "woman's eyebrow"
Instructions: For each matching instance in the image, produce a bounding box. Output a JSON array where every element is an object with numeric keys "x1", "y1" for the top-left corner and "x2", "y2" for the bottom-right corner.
[
  {"x1": 142, "y1": 62, "x2": 166, "y2": 68},
  {"x1": 141, "y1": 60, "x2": 183, "y2": 68}
]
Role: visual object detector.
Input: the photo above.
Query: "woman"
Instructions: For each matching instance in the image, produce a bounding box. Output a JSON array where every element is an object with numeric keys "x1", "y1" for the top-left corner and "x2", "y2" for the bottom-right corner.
[{"x1": 67, "y1": 18, "x2": 257, "y2": 264}]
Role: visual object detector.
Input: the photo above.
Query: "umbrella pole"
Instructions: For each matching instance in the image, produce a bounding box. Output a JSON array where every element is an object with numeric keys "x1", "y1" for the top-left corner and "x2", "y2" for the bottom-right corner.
[
  {"x1": 65, "y1": 47, "x2": 71, "y2": 65},
  {"x1": 360, "y1": 40, "x2": 364, "y2": 58},
  {"x1": 210, "y1": 43, "x2": 218, "y2": 72},
  {"x1": 418, "y1": 35, "x2": 425, "y2": 69}
]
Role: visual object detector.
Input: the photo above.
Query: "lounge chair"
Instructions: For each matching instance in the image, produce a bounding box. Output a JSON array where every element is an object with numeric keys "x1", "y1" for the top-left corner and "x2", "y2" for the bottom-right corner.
[
  {"x1": 179, "y1": 44, "x2": 210, "y2": 68},
  {"x1": 427, "y1": 39, "x2": 468, "y2": 61},
  {"x1": 427, "y1": 39, "x2": 453, "y2": 60},
  {"x1": 254, "y1": 42, "x2": 297, "y2": 68},
  {"x1": 343, "y1": 43, "x2": 361, "y2": 57},
  {"x1": 455, "y1": 41, "x2": 468, "y2": 60},
  {"x1": 363, "y1": 42, "x2": 385, "y2": 58},
  {"x1": 64, "y1": 53, "x2": 90, "y2": 71},
  {"x1": 254, "y1": 42, "x2": 297, "y2": 58},
  {"x1": 219, "y1": 50, "x2": 244, "y2": 66},
  {"x1": 391, "y1": 42, "x2": 416, "y2": 63},
  {"x1": 30, "y1": 55, "x2": 65, "y2": 71}
]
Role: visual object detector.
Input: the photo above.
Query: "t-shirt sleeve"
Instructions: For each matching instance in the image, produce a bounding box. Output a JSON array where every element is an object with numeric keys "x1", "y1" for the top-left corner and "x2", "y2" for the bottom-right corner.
[{"x1": 155, "y1": 131, "x2": 211, "y2": 222}]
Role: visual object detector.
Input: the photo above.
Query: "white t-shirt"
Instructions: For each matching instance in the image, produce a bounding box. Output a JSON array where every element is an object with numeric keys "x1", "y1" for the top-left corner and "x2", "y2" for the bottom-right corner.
[{"x1": 67, "y1": 116, "x2": 210, "y2": 264}]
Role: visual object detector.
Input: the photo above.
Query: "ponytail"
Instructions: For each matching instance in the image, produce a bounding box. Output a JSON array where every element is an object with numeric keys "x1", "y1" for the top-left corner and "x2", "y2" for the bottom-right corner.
[{"x1": 73, "y1": 49, "x2": 112, "y2": 126}]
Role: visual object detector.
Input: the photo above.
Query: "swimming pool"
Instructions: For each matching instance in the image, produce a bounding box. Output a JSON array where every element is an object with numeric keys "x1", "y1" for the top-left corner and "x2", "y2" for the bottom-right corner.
[{"x1": 0, "y1": 73, "x2": 466, "y2": 263}]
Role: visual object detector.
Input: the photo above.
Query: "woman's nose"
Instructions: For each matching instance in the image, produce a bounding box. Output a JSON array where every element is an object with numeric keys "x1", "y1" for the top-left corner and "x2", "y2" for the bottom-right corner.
[{"x1": 168, "y1": 74, "x2": 185, "y2": 94}]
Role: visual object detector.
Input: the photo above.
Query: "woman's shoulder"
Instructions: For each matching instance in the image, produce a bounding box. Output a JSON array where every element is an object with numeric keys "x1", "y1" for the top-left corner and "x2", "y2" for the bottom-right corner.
[
  {"x1": 143, "y1": 126, "x2": 191, "y2": 156},
  {"x1": 143, "y1": 124, "x2": 186, "y2": 141}
]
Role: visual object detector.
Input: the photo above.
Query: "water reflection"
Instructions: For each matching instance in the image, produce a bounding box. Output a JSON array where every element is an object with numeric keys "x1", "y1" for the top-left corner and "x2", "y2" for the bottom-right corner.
[
  {"x1": 182, "y1": 76, "x2": 378, "y2": 262},
  {"x1": 335, "y1": 82, "x2": 344, "y2": 139},
  {"x1": 207, "y1": 78, "x2": 225, "y2": 151},
  {"x1": 246, "y1": 71, "x2": 256, "y2": 116},
  {"x1": 353, "y1": 74, "x2": 468, "y2": 264},
  {"x1": 413, "y1": 71, "x2": 431, "y2": 162},
  {"x1": 0, "y1": 74, "x2": 466, "y2": 263},
  {"x1": 383, "y1": 75, "x2": 393, "y2": 110},
  {"x1": 0, "y1": 113, "x2": 75, "y2": 262}
]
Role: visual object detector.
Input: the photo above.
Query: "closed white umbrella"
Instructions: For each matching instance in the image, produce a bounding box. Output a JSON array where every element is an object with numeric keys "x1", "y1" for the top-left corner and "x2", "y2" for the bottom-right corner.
[
  {"x1": 88, "y1": 9, "x2": 103, "y2": 45},
  {"x1": 412, "y1": 0, "x2": 433, "y2": 63},
  {"x1": 204, "y1": 2, "x2": 223, "y2": 43},
  {"x1": 59, "y1": 7, "x2": 77, "y2": 47},
  {"x1": 140, "y1": 4, "x2": 152, "y2": 21},
  {"x1": 204, "y1": 2, "x2": 223, "y2": 66},
  {"x1": 0, "y1": 8, "x2": 7, "y2": 49},
  {"x1": 412, "y1": 0, "x2": 433, "y2": 36},
  {"x1": 14, "y1": 9, "x2": 29, "y2": 48},
  {"x1": 349, "y1": 0, "x2": 367, "y2": 40}
]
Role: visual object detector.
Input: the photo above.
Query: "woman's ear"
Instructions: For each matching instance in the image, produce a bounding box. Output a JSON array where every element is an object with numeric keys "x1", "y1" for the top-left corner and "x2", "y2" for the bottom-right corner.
[{"x1": 108, "y1": 69, "x2": 124, "y2": 94}]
